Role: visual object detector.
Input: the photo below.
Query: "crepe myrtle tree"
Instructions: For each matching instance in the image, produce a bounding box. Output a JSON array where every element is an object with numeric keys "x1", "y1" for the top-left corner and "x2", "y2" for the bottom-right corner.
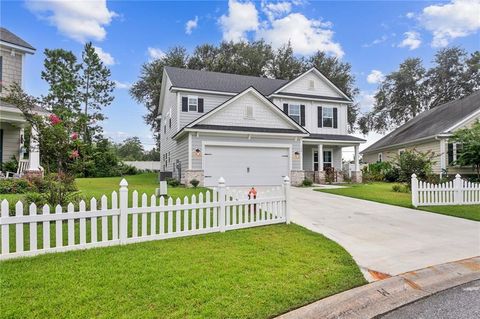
[
  {"x1": 3, "y1": 83, "x2": 84, "y2": 174},
  {"x1": 451, "y1": 121, "x2": 480, "y2": 178}
]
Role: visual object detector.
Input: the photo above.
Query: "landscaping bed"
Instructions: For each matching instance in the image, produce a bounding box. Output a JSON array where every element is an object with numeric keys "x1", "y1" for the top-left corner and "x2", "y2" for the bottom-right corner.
[
  {"x1": 0, "y1": 224, "x2": 366, "y2": 318},
  {"x1": 316, "y1": 183, "x2": 480, "y2": 221}
]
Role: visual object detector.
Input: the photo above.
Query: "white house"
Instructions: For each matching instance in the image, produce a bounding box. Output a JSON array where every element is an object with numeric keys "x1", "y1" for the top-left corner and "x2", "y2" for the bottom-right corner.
[
  {"x1": 158, "y1": 67, "x2": 365, "y2": 186},
  {"x1": 0, "y1": 28, "x2": 46, "y2": 175}
]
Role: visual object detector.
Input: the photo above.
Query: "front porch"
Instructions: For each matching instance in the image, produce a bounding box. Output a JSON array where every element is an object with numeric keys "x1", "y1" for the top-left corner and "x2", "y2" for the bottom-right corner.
[{"x1": 301, "y1": 137, "x2": 363, "y2": 184}]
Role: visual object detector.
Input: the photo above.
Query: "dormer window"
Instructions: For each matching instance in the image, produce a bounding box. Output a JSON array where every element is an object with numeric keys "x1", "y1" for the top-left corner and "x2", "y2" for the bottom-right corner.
[
  {"x1": 188, "y1": 96, "x2": 198, "y2": 111},
  {"x1": 309, "y1": 80, "x2": 315, "y2": 90}
]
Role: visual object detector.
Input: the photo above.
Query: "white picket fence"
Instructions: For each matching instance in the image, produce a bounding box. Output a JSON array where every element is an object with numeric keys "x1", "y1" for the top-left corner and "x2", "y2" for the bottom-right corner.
[
  {"x1": 0, "y1": 177, "x2": 291, "y2": 260},
  {"x1": 411, "y1": 174, "x2": 480, "y2": 207}
]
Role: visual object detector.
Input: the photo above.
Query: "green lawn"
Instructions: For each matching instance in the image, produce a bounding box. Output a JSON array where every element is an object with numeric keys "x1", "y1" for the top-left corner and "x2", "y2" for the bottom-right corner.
[
  {"x1": 0, "y1": 224, "x2": 366, "y2": 318},
  {"x1": 316, "y1": 182, "x2": 480, "y2": 222},
  {"x1": 0, "y1": 173, "x2": 207, "y2": 205}
]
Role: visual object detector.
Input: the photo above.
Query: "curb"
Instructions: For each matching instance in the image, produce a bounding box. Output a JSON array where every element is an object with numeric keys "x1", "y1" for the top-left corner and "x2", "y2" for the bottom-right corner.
[{"x1": 275, "y1": 256, "x2": 480, "y2": 319}]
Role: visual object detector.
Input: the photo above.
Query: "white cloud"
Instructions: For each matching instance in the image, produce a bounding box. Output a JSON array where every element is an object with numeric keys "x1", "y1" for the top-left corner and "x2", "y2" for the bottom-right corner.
[
  {"x1": 405, "y1": 12, "x2": 415, "y2": 19},
  {"x1": 398, "y1": 31, "x2": 421, "y2": 50},
  {"x1": 357, "y1": 91, "x2": 376, "y2": 113},
  {"x1": 419, "y1": 0, "x2": 480, "y2": 47},
  {"x1": 256, "y1": 13, "x2": 344, "y2": 57},
  {"x1": 185, "y1": 16, "x2": 199, "y2": 34},
  {"x1": 219, "y1": 0, "x2": 259, "y2": 42},
  {"x1": 262, "y1": 1, "x2": 292, "y2": 20},
  {"x1": 147, "y1": 47, "x2": 165, "y2": 60},
  {"x1": 114, "y1": 80, "x2": 131, "y2": 89},
  {"x1": 362, "y1": 35, "x2": 388, "y2": 47},
  {"x1": 93, "y1": 46, "x2": 115, "y2": 65},
  {"x1": 26, "y1": 0, "x2": 116, "y2": 43},
  {"x1": 366, "y1": 70, "x2": 385, "y2": 84}
]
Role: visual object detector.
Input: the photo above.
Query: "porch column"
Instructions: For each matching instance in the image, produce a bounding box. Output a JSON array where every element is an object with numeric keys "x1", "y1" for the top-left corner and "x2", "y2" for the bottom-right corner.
[
  {"x1": 315, "y1": 144, "x2": 325, "y2": 184},
  {"x1": 318, "y1": 144, "x2": 323, "y2": 171},
  {"x1": 354, "y1": 144, "x2": 359, "y2": 172},
  {"x1": 28, "y1": 126, "x2": 41, "y2": 172},
  {"x1": 352, "y1": 144, "x2": 362, "y2": 183}
]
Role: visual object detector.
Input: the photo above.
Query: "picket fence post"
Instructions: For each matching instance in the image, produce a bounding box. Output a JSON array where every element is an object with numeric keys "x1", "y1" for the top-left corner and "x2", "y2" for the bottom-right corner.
[
  {"x1": 283, "y1": 176, "x2": 291, "y2": 224},
  {"x1": 454, "y1": 174, "x2": 462, "y2": 205},
  {"x1": 411, "y1": 174, "x2": 419, "y2": 207},
  {"x1": 218, "y1": 177, "x2": 226, "y2": 232},
  {"x1": 119, "y1": 179, "x2": 129, "y2": 244}
]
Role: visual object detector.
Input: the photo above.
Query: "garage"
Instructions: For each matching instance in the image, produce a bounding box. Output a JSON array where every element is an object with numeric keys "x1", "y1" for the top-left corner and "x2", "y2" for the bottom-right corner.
[{"x1": 203, "y1": 144, "x2": 290, "y2": 187}]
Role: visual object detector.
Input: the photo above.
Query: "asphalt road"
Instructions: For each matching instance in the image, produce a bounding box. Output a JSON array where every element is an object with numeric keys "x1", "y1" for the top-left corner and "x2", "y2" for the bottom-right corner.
[{"x1": 380, "y1": 279, "x2": 480, "y2": 319}]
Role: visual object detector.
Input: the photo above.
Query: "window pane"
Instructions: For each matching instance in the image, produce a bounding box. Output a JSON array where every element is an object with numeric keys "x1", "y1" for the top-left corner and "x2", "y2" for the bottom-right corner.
[
  {"x1": 291, "y1": 115, "x2": 300, "y2": 123},
  {"x1": 289, "y1": 104, "x2": 300, "y2": 115},
  {"x1": 323, "y1": 151, "x2": 332, "y2": 163},
  {"x1": 323, "y1": 118, "x2": 333, "y2": 127},
  {"x1": 323, "y1": 108, "x2": 333, "y2": 118}
]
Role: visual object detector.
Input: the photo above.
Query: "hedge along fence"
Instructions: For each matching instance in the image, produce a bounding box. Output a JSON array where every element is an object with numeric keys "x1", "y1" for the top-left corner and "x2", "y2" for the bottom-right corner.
[
  {"x1": 0, "y1": 177, "x2": 291, "y2": 260},
  {"x1": 411, "y1": 174, "x2": 480, "y2": 207}
]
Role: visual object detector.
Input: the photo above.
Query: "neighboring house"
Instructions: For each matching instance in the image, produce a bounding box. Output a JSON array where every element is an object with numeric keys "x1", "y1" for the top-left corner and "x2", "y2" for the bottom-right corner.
[
  {"x1": 362, "y1": 91, "x2": 480, "y2": 177},
  {"x1": 158, "y1": 66, "x2": 365, "y2": 186},
  {"x1": 0, "y1": 27, "x2": 45, "y2": 175}
]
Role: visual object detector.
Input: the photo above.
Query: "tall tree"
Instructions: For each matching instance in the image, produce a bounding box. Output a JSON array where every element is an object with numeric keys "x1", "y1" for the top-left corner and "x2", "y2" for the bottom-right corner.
[
  {"x1": 451, "y1": 121, "x2": 480, "y2": 178},
  {"x1": 41, "y1": 49, "x2": 81, "y2": 120},
  {"x1": 359, "y1": 58, "x2": 427, "y2": 134},
  {"x1": 306, "y1": 51, "x2": 360, "y2": 131},
  {"x1": 187, "y1": 44, "x2": 218, "y2": 70},
  {"x1": 266, "y1": 42, "x2": 304, "y2": 80},
  {"x1": 117, "y1": 136, "x2": 145, "y2": 161},
  {"x1": 129, "y1": 46, "x2": 188, "y2": 135},
  {"x1": 80, "y1": 42, "x2": 115, "y2": 142}
]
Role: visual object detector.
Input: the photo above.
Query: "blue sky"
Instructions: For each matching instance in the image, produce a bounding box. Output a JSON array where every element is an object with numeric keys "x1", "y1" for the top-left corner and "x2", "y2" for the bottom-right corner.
[{"x1": 3, "y1": 0, "x2": 480, "y2": 152}]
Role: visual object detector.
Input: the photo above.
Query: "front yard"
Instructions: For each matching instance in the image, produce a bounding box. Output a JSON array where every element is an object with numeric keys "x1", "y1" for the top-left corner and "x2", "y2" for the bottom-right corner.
[
  {"x1": 316, "y1": 183, "x2": 480, "y2": 222},
  {"x1": 0, "y1": 224, "x2": 366, "y2": 318}
]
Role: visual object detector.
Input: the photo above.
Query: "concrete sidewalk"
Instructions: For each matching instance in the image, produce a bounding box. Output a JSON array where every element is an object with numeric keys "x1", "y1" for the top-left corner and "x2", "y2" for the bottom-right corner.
[
  {"x1": 291, "y1": 187, "x2": 480, "y2": 281},
  {"x1": 275, "y1": 257, "x2": 480, "y2": 319}
]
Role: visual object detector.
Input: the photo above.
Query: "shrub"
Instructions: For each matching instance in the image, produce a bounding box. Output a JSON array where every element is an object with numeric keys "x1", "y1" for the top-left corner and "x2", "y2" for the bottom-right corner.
[
  {"x1": 391, "y1": 183, "x2": 409, "y2": 193},
  {"x1": 395, "y1": 150, "x2": 434, "y2": 183},
  {"x1": 190, "y1": 179, "x2": 200, "y2": 188},
  {"x1": 40, "y1": 173, "x2": 80, "y2": 207},
  {"x1": 166, "y1": 177, "x2": 180, "y2": 187},
  {"x1": 364, "y1": 162, "x2": 392, "y2": 182},
  {"x1": 1, "y1": 157, "x2": 18, "y2": 173},
  {"x1": 384, "y1": 166, "x2": 400, "y2": 182},
  {"x1": 23, "y1": 192, "x2": 48, "y2": 208},
  {"x1": 0, "y1": 179, "x2": 35, "y2": 194},
  {"x1": 302, "y1": 178, "x2": 313, "y2": 187}
]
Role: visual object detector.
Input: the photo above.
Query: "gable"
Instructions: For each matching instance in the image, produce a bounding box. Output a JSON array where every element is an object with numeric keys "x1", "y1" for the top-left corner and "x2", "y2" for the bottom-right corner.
[
  {"x1": 196, "y1": 90, "x2": 301, "y2": 131},
  {"x1": 276, "y1": 70, "x2": 344, "y2": 99}
]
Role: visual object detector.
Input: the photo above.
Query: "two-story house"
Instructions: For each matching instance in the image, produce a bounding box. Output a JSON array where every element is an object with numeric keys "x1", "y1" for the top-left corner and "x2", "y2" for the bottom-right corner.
[
  {"x1": 0, "y1": 27, "x2": 45, "y2": 175},
  {"x1": 158, "y1": 66, "x2": 365, "y2": 187}
]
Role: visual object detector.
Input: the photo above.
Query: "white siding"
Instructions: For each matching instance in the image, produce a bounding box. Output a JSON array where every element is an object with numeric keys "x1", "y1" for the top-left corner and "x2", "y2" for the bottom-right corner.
[
  {"x1": 159, "y1": 76, "x2": 180, "y2": 172},
  {"x1": 179, "y1": 93, "x2": 230, "y2": 127},
  {"x1": 271, "y1": 97, "x2": 348, "y2": 135},
  {"x1": 278, "y1": 71, "x2": 342, "y2": 98},
  {"x1": 201, "y1": 92, "x2": 294, "y2": 129},
  {"x1": 0, "y1": 122, "x2": 21, "y2": 163}
]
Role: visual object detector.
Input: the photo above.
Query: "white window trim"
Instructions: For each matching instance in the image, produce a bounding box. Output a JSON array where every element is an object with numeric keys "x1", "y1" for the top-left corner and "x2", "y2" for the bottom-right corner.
[
  {"x1": 322, "y1": 107, "x2": 334, "y2": 128},
  {"x1": 398, "y1": 148, "x2": 405, "y2": 155},
  {"x1": 313, "y1": 149, "x2": 333, "y2": 170},
  {"x1": 188, "y1": 95, "x2": 198, "y2": 112},
  {"x1": 378, "y1": 152, "x2": 383, "y2": 162},
  {"x1": 288, "y1": 104, "x2": 301, "y2": 123}
]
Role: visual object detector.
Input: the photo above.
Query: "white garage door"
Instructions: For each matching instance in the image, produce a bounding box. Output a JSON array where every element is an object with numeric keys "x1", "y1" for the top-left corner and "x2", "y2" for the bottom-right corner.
[{"x1": 204, "y1": 145, "x2": 289, "y2": 187}]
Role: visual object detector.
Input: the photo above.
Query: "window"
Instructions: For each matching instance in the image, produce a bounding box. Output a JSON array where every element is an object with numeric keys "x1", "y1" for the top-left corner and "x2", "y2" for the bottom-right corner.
[
  {"x1": 169, "y1": 118, "x2": 171, "y2": 128},
  {"x1": 188, "y1": 96, "x2": 198, "y2": 111},
  {"x1": 398, "y1": 149, "x2": 405, "y2": 155},
  {"x1": 378, "y1": 153, "x2": 383, "y2": 163},
  {"x1": 313, "y1": 150, "x2": 333, "y2": 170},
  {"x1": 309, "y1": 80, "x2": 315, "y2": 90},
  {"x1": 288, "y1": 104, "x2": 301, "y2": 124},
  {"x1": 322, "y1": 107, "x2": 333, "y2": 127},
  {"x1": 448, "y1": 143, "x2": 463, "y2": 166},
  {"x1": 244, "y1": 105, "x2": 254, "y2": 119},
  {"x1": 0, "y1": 56, "x2": 2, "y2": 92}
]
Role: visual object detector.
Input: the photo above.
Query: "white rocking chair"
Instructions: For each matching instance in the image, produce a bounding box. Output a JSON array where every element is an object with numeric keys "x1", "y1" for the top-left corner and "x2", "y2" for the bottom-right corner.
[{"x1": 6, "y1": 159, "x2": 30, "y2": 178}]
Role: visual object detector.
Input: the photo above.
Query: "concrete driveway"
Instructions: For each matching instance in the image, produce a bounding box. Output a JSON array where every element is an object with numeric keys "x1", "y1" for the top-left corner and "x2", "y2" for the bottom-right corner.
[{"x1": 291, "y1": 187, "x2": 480, "y2": 281}]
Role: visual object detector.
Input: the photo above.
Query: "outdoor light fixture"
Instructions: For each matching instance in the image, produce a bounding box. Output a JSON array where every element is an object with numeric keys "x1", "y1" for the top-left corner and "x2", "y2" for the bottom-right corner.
[
  {"x1": 294, "y1": 151, "x2": 300, "y2": 159},
  {"x1": 194, "y1": 148, "x2": 202, "y2": 157}
]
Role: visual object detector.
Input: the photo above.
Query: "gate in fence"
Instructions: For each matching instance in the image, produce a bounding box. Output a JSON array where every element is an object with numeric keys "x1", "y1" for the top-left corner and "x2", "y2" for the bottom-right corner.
[
  {"x1": 411, "y1": 173, "x2": 480, "y2": 207},
  {"x1": 0, "y1": 177, "x2": 291, "y2": 260}
]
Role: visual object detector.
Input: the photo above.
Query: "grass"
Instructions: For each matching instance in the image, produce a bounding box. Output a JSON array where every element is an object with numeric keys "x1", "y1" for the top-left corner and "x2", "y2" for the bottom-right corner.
[
  {"x1": 0, "y1": 173, "x2": 207, "y2": 205},
  {"x1": 316, "y1": 182, "x2": 480, "y2": 222},
  {"x1": 0, "y1": 224, "x2": 366, "y2": 318}
]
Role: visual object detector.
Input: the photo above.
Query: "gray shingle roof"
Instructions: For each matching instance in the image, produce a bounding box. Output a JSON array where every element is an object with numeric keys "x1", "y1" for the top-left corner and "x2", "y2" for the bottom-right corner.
[
  {"x1": 362, "y1": 91, "x2": 480, "y2": 154},
  {"x1": 305, "y1": 133, "x2": 366, "y2": 142},
  {"x1": 0, "y1": 28, "x2": 35, "y2": 51},
  {"x1": 272, "y1": 92, "x2": 351, "y2": 102},
  {"x1": 165, "y1": 66, "x2": 288, "y2": 96}
]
